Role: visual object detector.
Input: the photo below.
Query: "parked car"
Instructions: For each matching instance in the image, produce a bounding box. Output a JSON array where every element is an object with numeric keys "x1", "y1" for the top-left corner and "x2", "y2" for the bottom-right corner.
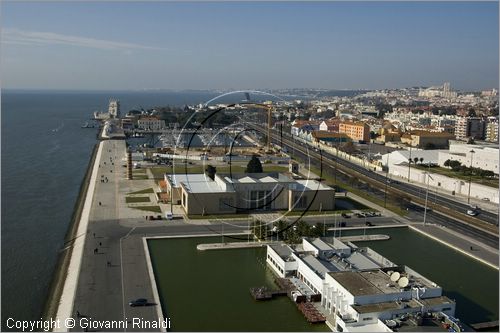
[
  {"x1": 341, "y1": 213, "x2": 350, "y2": 218},
  {"x1": 129, "y1": 298, "x2": 148, "y2": 307},
  {"x1": 340, "y1": 222, "x2": 347, "y2": 227},
  {"x1": 365, "y1": 221, "x2": 374, "y2": 226}
]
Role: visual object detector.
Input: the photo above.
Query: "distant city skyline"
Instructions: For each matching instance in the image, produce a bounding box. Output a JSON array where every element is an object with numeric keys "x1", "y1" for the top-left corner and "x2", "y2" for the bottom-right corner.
[{"x1": 1, "y1": 2, "x2": 498, "y2": 91}]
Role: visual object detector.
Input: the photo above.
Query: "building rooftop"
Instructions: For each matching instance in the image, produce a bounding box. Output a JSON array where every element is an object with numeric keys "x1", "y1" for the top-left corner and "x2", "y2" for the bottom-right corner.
[
  {"x1": 291, "y1": 179, "x2": 333, "y2": 191},
  {"x1": 352, "y1": 298, "x2": 421, "y2": 314},
  {"x1": 181, "y1": 180, "x2": 229, "y2": 193},
  {"x1": 269, "y1": 244, "x2": 293, "y2": 260},
  {"x1": 329, "y1": 270, "x2": 410, "y2": 296},
  {"x1": 329, "y1": 271, "x2": 383, "y2": 296},
  {"x1": 301, "y1": 254, "x2": 341, "y2": 277}
]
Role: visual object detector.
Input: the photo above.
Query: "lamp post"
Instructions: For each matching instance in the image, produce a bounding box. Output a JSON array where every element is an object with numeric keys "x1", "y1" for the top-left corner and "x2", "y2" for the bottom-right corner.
[
  {"x1": 423, "y1": 162, "x2": 432, "y2": 226},
  {"x1": 467, "y1": 150, "x2": 475, "y2": 205},
  {"x1": 407, "y1": 146, "x2": 412, "y2": 182},
  {"x1": 384, "y1": 153, "x2": 390, "y2": 208}
]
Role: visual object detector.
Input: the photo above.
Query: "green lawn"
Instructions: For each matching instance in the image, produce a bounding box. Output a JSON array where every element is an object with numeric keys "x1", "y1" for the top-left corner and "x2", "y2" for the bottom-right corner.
[
  {"x1": 413, "y1": 165, "x2": 498, "y2": 188},
  {"x1": 307, "y1": 165, "x2": 408, "y2": 216},
  {"x1": 125, "y1": 196, "x2": 151, "y2": 203},
  {"x1": 128, "y1": 187, "x2": 155, "y2": 195},
  {"x1": 131, "y1": 205, "x2": 162, "y2": 213}
]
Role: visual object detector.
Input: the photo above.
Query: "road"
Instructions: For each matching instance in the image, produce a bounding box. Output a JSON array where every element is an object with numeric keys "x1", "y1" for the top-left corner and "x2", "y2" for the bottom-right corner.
[{"x1": 254, "y1": 124, "x2": 499, "y2": 228}]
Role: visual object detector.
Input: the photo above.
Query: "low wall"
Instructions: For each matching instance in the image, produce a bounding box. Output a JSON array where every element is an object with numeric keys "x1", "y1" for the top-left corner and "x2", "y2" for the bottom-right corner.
[
  {"x1": 295, "y1": 137, "x2": 383, "y2": 172},
  {"x1": 389, "y1": 164, "x2": 499, "y2": 203}
]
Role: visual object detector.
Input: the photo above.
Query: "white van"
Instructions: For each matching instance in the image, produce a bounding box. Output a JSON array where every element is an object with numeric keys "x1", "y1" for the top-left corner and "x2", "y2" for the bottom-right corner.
[{"x1": 165, "y1": 212, "x2": 173, "y2": 220}]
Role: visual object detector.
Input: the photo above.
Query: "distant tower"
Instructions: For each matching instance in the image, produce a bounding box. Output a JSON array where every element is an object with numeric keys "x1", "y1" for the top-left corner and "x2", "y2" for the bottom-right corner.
[
  {"x1": 443, "y1": 82, "x2": 450, "y2": 93},
  {"x1": 108, "y1": 99, "x2": 120, "y2": 118}
]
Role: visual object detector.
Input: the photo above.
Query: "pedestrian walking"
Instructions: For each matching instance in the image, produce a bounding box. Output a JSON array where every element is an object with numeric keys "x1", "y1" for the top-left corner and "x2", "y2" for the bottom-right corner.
[
  {"x1": 99, "y1": 202, "x2": 102, "y2": 206},
  {"x1": 76, "y1": 311, "x2": 81, "y2": 318},
  {"x1": 94, "y1": 248, "x2": 98, "y2": 254},
  {"x1": 93, "y1": 233, "x2": 95, "y2": 238},
  {"x1": 99, "y1": 242, "x2": 102, "y2": 246},
  {"x1": 107, "y1": 261, "x2": 111, "y2": 267}
]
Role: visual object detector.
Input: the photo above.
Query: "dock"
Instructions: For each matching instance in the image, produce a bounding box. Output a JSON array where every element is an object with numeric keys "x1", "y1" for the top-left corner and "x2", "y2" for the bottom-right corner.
[
  {"x1": 197, "y1": 241, "x2": 274, "y2": 251},
  {"x1": 250, "y1": 287, "x2": 287, "y2": 300},
  {"x1": 250, "y1": 277, "x2": 325, "y2": 324},
  {"x1": 337, "y1": 234, "x2": 390, "y2": 242},
  {"x1": 297, "y1": 302, "x2": 326, "y2": 324}
]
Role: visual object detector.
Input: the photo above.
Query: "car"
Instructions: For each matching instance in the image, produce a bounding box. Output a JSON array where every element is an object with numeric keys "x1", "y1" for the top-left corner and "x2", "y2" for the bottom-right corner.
[
  {"x1": 365, "y1": 221, "x2": 374, "y2": 226},
  {"x1": 482, "y1": 198, "x2": 490, "y2": 202},
  {"x1": 355, "y1": 213, "x2": 364, "y2": 218},
  {"x1": 466, "y1": 209, "x2": 478, "y2": 216},
  {"x1": 341, "y1": 213, "x2": 350, "y2": 218},
  {"x1": 340, "y1": 222, "x2": 346, "y2": 227},
  {"x1": 129, "y1": 298, "x2": 148, "y2": 307}
]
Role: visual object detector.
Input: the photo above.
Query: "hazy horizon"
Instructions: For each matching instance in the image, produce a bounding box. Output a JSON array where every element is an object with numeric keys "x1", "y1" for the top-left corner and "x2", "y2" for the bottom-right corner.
[{"x1": 2, "y1": 2, "x2": 498, "y2": 91}]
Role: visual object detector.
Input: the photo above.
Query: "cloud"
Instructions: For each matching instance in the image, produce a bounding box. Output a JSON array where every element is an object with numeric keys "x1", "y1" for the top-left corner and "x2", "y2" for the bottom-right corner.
[{"x1": 1, "y1": 28, "x2": 166, "y2": 51}]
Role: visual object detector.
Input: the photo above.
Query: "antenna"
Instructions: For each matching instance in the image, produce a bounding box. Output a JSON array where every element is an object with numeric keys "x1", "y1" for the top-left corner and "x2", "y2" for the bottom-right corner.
[
  {"x1": 398, "y1": 277, "x2": 409, "y2": 288},
  {"x1": 390, "y1": 272, "x2": 400, "y2": 282}
]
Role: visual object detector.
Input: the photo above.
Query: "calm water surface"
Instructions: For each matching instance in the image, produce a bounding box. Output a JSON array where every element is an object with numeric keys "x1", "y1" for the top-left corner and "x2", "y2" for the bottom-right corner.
[{"x1": 148, "y1": 237, "x2": 329, "y2": 332}]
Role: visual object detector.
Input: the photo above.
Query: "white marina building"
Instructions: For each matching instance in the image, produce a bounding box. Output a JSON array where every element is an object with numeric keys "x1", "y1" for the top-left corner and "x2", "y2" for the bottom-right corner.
[{"x1": 266, "y1": 238, "x2": 460, "y2": 332}]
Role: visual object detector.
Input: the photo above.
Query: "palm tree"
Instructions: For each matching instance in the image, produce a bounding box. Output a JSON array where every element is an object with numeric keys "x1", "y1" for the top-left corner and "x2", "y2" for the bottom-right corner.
[
  {"x1": 419, "y1": 157, "x2": 424, "y2": 165},
  {"x1": 413, "y1": 157, "x2": 419, "y2": 164}
]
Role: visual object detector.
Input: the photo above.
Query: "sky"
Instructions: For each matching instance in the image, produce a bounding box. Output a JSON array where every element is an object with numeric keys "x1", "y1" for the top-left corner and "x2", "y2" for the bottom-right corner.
[{"x1": 1, "y1": 2, "x2": 498, "y2": 91}]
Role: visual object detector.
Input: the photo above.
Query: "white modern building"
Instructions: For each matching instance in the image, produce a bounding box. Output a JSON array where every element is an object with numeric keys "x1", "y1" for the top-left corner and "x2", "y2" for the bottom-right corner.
[
  {"x1": 266, "y1": 238, "x2": 460, "y2": 332},
  {"x1": 438, "y1": 143, "x2": 499, "y2": 175}
]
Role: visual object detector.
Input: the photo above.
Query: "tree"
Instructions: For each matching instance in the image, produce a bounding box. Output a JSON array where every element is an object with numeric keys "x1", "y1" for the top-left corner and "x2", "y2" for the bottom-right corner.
[
  {"x1": 408, "y1": 158, "x2": 412, "y2": 165},
  {"x1": 449, "y1": 160, "x2": 461, "y2": 171},
  {"x1": 413, "y1": 157, "x2": 419, "y2": 164},
  {"x1": 246, "y1": 155, "x2": 263, "y2": 173},
  {"x1": 483, "y1": 170, "x2": 495, "y2": 178},
  {"x1": 205, "y1": 165, "x2": 217, "y2": 180},
  {"x1": 419, "y1": 157, "x2": 424, "y2": 165},
  {"x1": 444, "y1": 159, "x2": 451, "y2": 168}
]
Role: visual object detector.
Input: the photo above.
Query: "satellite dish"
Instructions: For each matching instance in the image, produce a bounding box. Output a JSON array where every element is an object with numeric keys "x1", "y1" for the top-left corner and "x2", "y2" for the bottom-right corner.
[
  {"x1": 390, "y1": 272, "x2": 400, "y2": 282},
  {"x1": 398, "y1": 277, "x2": 409, "y2": 288}
]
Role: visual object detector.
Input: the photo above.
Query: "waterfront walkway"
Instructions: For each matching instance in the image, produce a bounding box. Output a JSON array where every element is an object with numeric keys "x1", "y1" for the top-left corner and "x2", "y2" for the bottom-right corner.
[{"x1": 56, "y1": 139, "x2": 252, "y2": 331}]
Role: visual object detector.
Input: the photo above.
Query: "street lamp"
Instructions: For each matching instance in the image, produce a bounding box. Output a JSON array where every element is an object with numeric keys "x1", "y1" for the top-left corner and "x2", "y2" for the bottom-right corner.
[
  {"x1": 467, "y1": 150, "x2": 475, "y2": 205},
  {"x1": 384, "y1": 153, "x2": 390, "y2": 208},
  {"x1": 423, "y1": 162, "x2": 433, "y2": 226},
  {"x1": 407, "y1": 146, "x2": 412, "y2": 183}
]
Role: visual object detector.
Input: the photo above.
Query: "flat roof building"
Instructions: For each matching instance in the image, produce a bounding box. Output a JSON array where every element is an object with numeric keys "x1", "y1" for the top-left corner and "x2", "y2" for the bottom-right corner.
[
  {"x1": 266, "y1": 238, "x2": 460, "y2": 332},
  {"x1": 165, "y1": 172, "x2": 336, "y2": 215}
]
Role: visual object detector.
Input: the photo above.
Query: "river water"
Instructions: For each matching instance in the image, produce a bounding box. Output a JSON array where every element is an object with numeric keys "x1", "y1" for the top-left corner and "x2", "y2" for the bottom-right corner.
[{"x1": 1, "y1": 90, "x2": 218, "y2": 329}]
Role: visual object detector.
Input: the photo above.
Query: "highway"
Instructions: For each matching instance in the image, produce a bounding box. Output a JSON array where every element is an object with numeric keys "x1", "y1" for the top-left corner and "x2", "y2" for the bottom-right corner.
[{"x1": 250, "y1": 124, "x2": 499, "y2": 235}]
